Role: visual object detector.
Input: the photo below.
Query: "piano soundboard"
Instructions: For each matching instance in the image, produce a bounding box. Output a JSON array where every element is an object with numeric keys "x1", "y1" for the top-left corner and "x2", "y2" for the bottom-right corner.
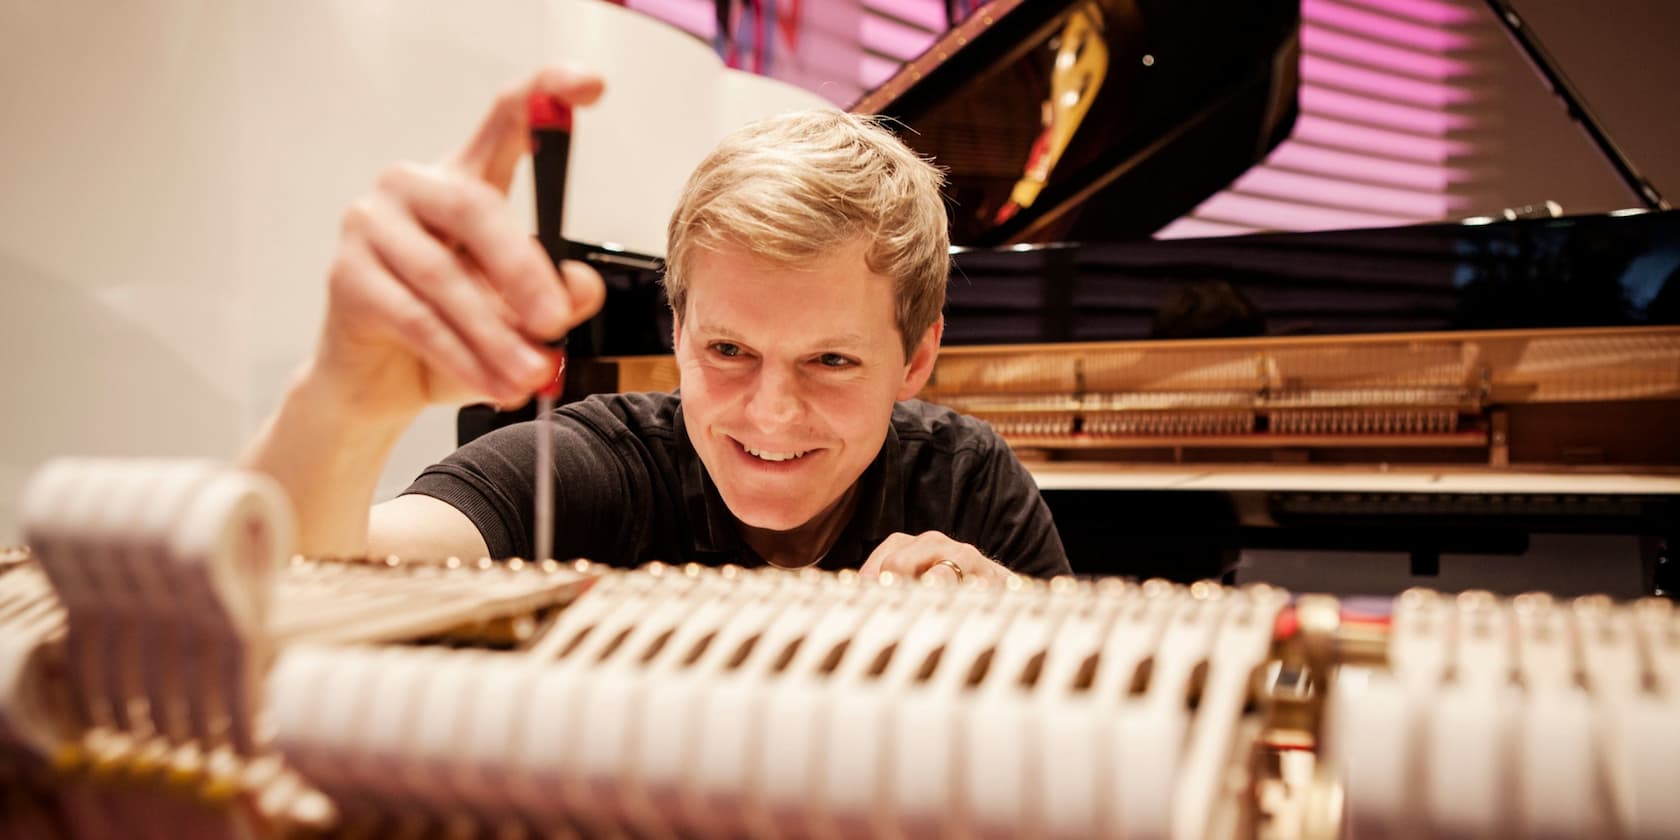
[{"x1": 3, "y1": 458, "x2": 1677, "y2": 838}]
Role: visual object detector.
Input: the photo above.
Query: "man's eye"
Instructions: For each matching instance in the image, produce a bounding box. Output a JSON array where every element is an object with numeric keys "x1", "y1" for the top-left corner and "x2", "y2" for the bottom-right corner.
[
  {"x1": 711, "y1": 342, "x2": 742, "y2": 358},
  {"x1": 818, "y1": 353, "x2": 855, "y2": 368}
]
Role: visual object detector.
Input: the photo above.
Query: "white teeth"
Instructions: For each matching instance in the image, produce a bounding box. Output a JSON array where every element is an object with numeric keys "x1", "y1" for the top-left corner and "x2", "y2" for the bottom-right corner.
[{"x1": 744, "y1": 446, "x2": 807, "y2": 462}]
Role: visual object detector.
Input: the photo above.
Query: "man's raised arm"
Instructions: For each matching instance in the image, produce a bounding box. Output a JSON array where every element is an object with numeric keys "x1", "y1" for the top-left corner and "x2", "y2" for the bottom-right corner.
[{"x1": 238, "y1": 66, "x2": 607, "y2": 558}]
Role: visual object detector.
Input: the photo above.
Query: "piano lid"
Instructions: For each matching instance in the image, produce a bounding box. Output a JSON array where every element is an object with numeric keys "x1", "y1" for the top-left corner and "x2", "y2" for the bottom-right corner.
[{"x1": 851, "y1": 0, "x2": 1300, "y2": 248}]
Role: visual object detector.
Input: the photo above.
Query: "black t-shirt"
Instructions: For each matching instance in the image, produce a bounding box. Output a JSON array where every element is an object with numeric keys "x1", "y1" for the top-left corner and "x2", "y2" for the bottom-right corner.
[{"x1": 404, "y1": 392, "x2": 1070, "y2": 577}]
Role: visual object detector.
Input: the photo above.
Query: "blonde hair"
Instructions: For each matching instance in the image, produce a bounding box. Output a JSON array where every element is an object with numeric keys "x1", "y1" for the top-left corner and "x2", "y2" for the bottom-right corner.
[{"x1": 664, "y1": 109, "x2": 949, "y2": 358}]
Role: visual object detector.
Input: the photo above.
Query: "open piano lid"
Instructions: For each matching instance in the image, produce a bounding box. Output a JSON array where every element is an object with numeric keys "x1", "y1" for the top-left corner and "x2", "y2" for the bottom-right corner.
[
  {"x1": 852, "y1": 0, "x2": 1300, "y2": 247},
  {"x1": 848, "y1": 0, "x2": 1679, "y2": 345}
]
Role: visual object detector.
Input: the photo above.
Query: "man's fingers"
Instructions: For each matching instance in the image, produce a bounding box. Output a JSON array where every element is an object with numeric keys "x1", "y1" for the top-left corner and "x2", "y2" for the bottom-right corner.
[
  {"x1": 454, "y1": 66, "x2": 605, "y2": 191},
  {"x1": 862, "y1": 531, "x2": 1014, "y2": 584},
  {"x1": 864, "y1": 532, "x2": 956, "y2": 580},
  {"x1": 328, "y1": 240, "x2": 520, "y2": 405},
  {"x1": 860, "y1": 532, "x2": 916, "y2": 577},
  {"x1": 559, "y1": 259, "x2": 607, "y2": 326},
  {"x1": 922, "y1": 560, "x2": 962, "y2": 585},
  {"x1": 375, "y1": 162, "x2": 577, "y2": 342},
  {"x1": 885, "y1": 538, "x2": 959, "y2": 579},
  {"x1": 351, "y1": 193, "x2": 552, "y2": 396}
]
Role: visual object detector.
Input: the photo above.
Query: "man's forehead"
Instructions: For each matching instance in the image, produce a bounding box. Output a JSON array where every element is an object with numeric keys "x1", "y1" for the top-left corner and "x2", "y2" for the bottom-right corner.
[{"x1": 680, "y1": 244, "x2": 900, "y2": 343}]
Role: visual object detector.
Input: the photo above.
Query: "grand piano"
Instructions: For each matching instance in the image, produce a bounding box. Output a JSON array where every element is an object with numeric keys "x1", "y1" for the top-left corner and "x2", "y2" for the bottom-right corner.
[
  {"x1": 9, "y1": 4, "x2": 1680, "y2": 836},
  {"x1": 517, "y1": 0, "x2": 1680, "y2": 596}
]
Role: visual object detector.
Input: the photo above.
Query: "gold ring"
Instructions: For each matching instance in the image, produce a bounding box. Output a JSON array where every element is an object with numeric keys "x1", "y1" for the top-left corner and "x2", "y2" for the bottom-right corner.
[{"x1": 933, "y1": 558, "x2": 965, "y2": 583}]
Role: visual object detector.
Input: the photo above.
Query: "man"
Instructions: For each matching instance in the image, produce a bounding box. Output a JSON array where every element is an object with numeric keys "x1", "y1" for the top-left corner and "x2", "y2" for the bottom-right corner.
[{"x1": 242, "y1": 66, "x2": 1070, "y2": 582}]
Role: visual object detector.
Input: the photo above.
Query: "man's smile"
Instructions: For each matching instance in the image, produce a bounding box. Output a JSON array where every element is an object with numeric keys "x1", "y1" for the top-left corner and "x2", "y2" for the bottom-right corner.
[{"x1": 729, "y1": 436, "x2": 823, "y2": 469}]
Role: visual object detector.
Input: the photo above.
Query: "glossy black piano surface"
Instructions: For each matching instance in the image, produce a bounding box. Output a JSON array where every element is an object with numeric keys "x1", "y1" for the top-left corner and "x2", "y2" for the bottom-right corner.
[
  {"x1": 941, "y1": 208, "x2": 1680, "y2": 345},
  {"x1": 555, "y1": 207, "x2": 1680, "y2": 357},
  {"x1": 848, "y1": 0, "x2": 1679, "y2": 344},
  {"x1": 852, "y1": 0, "x2": 1300, "y2": 247}
]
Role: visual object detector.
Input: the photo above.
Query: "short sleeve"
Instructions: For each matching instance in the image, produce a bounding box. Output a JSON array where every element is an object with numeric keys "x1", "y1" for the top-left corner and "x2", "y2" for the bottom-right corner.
[{"x1": 402, "y1": 414, "x2": 641, "y2": 561}]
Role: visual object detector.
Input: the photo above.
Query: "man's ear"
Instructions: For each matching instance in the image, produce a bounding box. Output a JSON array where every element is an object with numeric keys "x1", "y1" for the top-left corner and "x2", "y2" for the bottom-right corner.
[
  {"x1": 670, "y1": 309, "x2": 684, "y2": 355},
  {"x1": 895, "y1": 317, "x2": 943, "y2": 400}
]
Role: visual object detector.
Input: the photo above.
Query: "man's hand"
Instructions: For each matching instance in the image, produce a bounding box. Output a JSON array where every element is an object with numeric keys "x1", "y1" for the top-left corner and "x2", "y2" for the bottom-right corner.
[
  {"x1": 860, "y1": 531, "x2": 1014, "y2": 584},
  {"x1": 242, "y1": 65, "x2": 609, "y2": 558},
  {"x1": 315, "y1": 65, "x2": 608, "y2": 420}
]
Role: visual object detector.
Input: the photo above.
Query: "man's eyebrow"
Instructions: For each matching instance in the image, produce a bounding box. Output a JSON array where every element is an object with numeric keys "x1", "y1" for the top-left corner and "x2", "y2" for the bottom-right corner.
[
  {"x1": 691, "y1": 322, "x2": 746, "y2": 341},
  {"x1": 815, "y1": 333, "x2": 868, "y2": 350},
  {"x1": 692, "y1": 323, "x2": 869, "y2": 350}
]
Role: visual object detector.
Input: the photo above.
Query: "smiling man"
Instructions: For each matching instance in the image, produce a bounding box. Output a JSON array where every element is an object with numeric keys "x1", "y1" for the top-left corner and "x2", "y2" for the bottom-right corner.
[{"x1": 242, "y1": 66, "x2": 1070, "y2": 582}]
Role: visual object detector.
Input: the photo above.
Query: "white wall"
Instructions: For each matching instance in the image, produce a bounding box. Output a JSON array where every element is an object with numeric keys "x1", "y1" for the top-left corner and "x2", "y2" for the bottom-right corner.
[
  {"x1": 0, "y1": 2, "x2": 247, "y2": 543},
  {"x1": 0, "y1": 0, "x2": 828, "y2": 541}
]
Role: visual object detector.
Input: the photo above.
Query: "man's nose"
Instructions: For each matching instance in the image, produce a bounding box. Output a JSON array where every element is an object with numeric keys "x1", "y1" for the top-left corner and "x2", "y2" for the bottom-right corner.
[{"x1": 744, "y1": 367, "x2": 805, "y2": 431}]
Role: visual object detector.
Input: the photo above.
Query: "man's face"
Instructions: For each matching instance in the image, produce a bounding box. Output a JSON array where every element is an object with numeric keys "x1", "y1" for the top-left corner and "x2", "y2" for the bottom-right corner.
[{"x1": 674, "y1": 240, "x2": 938, "y2": 532}]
